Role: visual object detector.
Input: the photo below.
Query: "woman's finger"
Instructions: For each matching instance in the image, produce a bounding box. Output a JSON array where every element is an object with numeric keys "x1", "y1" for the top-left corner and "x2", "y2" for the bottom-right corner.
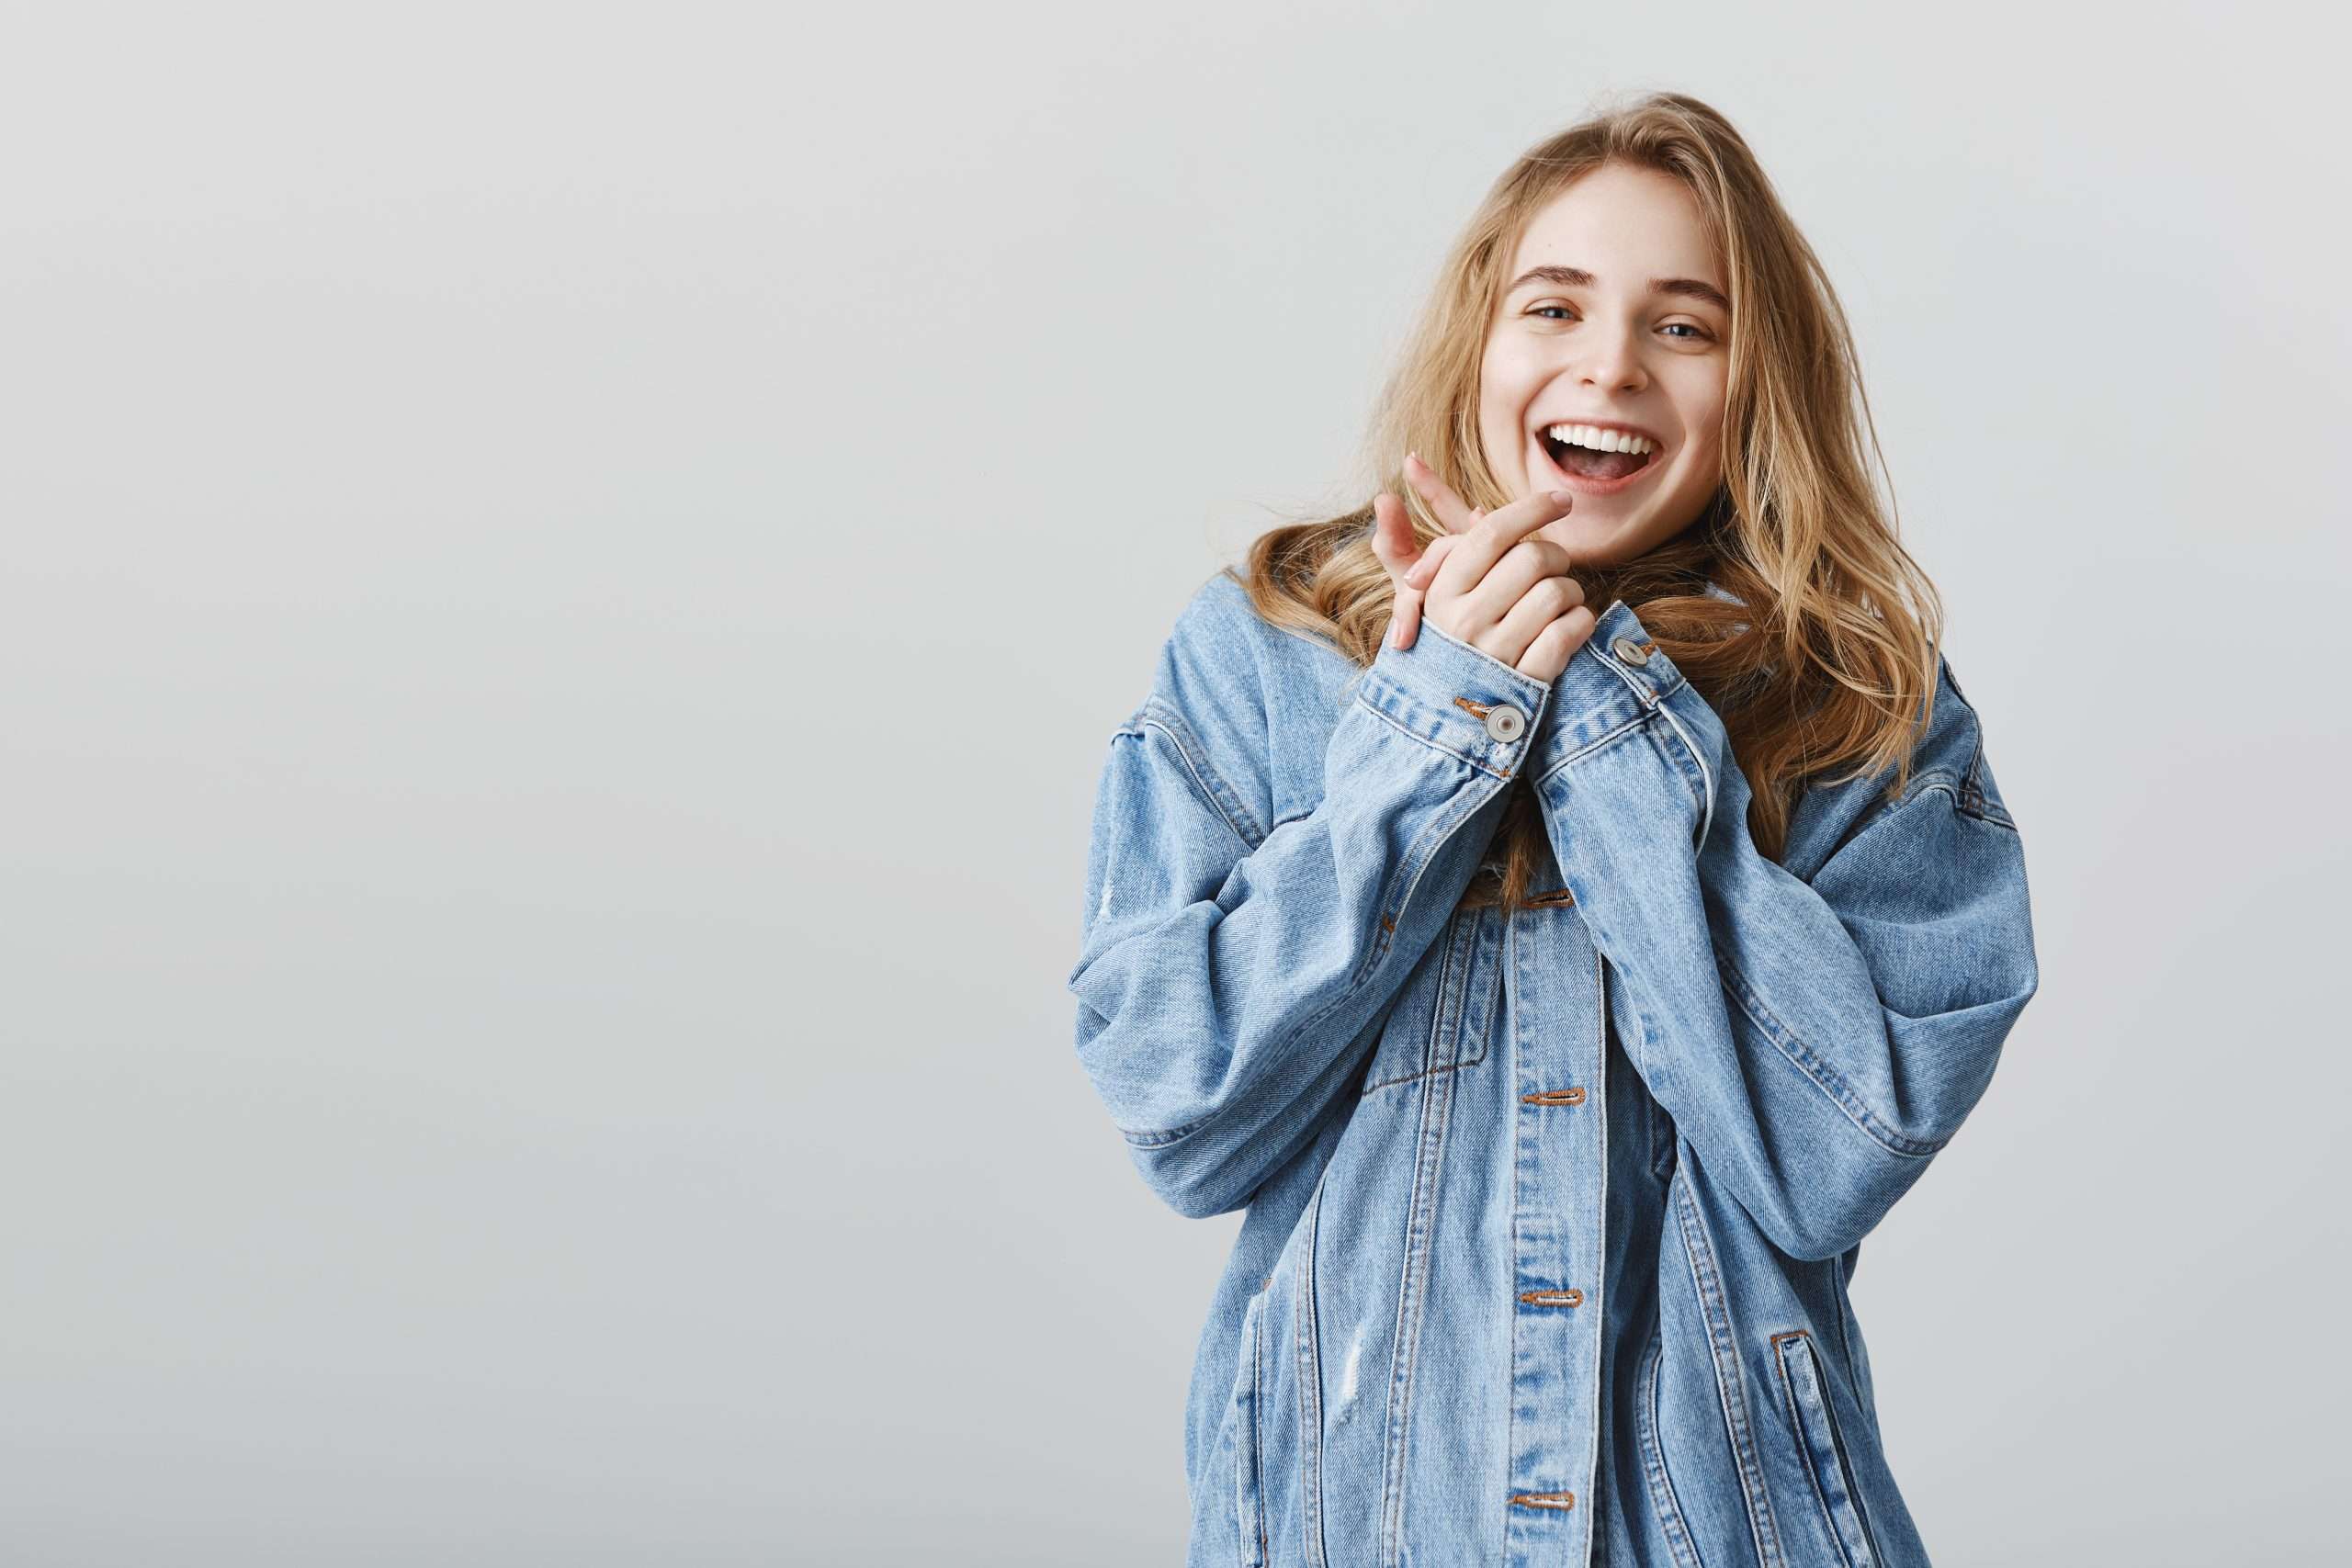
[
  {"x1": 1372, "y1": 491, "x2": 1429, "y2": 644},
  {"x1": 1392, "y1": 555, "x2": 1440, "y2": 649},
  {"x1": 1409, "y1": 479, "x2": 1574, "y2": 610},
  {"x1": 1402, "y1": 453, "x2": 1481, "y2": 534},
  {"x1": 1368, "y1": 491, "x2": 1417, "y2": 577},
  {"x1": 1376, "y1": 488, "x2": 1487, "y2": 649},
  {"x1": 1391, "y1": 585, "x2": 1421, "y2": 649},
  {"x1": 1404, "y1": 532, "x2": 1463, "y2": 591},
  {"x1": 1372, "y1": 491, "x2": 1424, "y2": 649}
]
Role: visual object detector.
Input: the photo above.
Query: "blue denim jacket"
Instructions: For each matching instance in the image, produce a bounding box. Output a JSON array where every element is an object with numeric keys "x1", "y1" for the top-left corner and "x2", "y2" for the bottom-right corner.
[{"x1": 1068, "y1": 568, "x2": 2040, "y2": 1568}]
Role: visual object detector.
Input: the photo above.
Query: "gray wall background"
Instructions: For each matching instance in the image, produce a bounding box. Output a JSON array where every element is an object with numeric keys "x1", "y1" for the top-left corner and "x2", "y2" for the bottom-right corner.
[{"x1": 3, "y1": 2, "x2": 2343, "y2": 1562}]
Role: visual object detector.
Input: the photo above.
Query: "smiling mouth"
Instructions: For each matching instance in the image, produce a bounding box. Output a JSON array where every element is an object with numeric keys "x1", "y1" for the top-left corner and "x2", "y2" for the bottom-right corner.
[{"x1": 1541, "y1": 429, "x2": 1660, "y2": 483}]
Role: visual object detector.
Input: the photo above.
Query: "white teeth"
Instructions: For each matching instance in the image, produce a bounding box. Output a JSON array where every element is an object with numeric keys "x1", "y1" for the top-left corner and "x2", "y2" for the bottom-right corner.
[{"x1": 1544, "y1": 423, "x2": 1656, "y2": 456}]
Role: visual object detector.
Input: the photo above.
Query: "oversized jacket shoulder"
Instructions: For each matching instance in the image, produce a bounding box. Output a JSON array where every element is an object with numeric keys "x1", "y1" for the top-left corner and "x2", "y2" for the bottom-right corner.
[
  {"x1": 1112, "y1": 569, "x2": 1310, "y2": 852},
  {"x1": 1777, "y1": 652, "x2": 2018, "y2": 886}
]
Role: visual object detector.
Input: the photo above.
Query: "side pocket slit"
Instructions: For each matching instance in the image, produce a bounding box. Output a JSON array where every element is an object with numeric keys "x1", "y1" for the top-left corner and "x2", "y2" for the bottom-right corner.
[
  {"x1": 1236, "y1": 1289, "x2": 1268, "y2": 1567},
  {"x1": 1635, "y1": 1314, "x2": 1706, "y2": 1568},
  {"x1": 1769, "y1": 1328, "x2": 1883, "y2": 1568}
]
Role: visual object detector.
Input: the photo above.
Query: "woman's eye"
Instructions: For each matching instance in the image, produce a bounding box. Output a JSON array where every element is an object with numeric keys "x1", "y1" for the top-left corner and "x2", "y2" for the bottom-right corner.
[{"x1": 1529, "y1": 307, "x2": 1713, "y2": 342}]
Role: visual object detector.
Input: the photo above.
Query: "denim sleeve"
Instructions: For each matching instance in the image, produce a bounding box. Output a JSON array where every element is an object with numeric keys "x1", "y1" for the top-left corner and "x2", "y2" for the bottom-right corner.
[
  {"x1": 1068, "y1": 599, "x2": 1549, "y2": 1219},
  {"x1": 1526, "y1": 620, "x2": 2041, "y2": 1261}
]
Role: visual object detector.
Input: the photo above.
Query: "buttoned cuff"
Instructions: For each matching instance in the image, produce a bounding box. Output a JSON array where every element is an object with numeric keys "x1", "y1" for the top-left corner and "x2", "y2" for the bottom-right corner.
[
  {"x1": 1356, "y1": 612, "x2": 1555, "y2": 781},
  {"x1": 1526, "y1": 601, "x2": 1691, "y2": 784}
]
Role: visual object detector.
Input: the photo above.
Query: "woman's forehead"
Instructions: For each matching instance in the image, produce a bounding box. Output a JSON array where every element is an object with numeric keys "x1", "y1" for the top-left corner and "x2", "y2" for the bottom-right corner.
[{"x1": 1507, "y1": 168, "x2": 1720, "y2": 284}]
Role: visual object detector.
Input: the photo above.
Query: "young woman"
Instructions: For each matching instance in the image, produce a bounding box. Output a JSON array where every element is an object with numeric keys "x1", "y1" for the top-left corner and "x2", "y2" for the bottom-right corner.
[{"x1": 1067, "y1": 93, "x2": 2039, "y2": 1568}]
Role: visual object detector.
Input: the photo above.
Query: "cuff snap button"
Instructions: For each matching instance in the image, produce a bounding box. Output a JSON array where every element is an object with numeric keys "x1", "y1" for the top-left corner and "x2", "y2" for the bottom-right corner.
[
  {"x1": 1611, "y1": 636, "x2": 1651, "y2": 666},
  {"x1": 1483, "y1": 703, "x2": 1526, "y2": 742}
]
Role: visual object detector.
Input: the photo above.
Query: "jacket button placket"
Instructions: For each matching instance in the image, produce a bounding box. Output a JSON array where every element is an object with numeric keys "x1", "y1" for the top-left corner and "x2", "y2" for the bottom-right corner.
[{"x1": 1501, "y1": 880, "x2": 1607, "y2": 1565}]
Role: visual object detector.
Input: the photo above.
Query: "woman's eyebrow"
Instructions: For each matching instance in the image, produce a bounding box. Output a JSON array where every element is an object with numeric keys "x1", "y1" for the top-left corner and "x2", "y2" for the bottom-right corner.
[{"x1": 1505, "y1": 264, "x2": 1729, "y2": 312}]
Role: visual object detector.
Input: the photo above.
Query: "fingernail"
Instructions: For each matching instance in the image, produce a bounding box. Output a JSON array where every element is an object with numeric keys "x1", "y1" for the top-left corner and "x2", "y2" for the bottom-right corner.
[
  {"x1": 1405, "y1": 451, "x2": 1422, "y2": 471},
  {"x1": 1548, "y1": 489, "x2": 1576, "y2": 503}
]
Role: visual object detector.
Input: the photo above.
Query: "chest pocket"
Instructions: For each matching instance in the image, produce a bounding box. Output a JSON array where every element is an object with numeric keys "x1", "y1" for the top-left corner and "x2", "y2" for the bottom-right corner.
[{"x1": 1360, "y1": 905, "x2": 1501, "y2": 1093}]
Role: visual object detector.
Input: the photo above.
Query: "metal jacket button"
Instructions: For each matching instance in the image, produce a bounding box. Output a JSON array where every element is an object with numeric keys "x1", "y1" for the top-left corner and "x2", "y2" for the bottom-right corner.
[
  {"x1": 1611, "y1": 636, "x2": 1651, "y2": 666},
  {"x1": 1484, "y1": 703, "x2": 1526, "y2": 742}
]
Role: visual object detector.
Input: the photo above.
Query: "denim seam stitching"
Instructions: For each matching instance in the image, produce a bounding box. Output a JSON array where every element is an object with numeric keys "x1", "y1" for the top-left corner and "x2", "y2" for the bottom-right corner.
[
  {"x1": 1360, "y1": 912, "x2": 1467, "y2": 1092},
  {"x1": 1500, "y1": 913, "x2": 1523, "y2": 1563},
  {"x1": 1637, "y1": 1318, "x2": 1706, "y2": 1568},
  {"x1": 1361, "y1": 909, "x2": 1496, "y2": 1092},
  {"x1": 1715, "y1": 959, "x2": 1944, "y2": 1160},
  {"x1": 1577, "y1": 939, "x2": 1609, "y2": 1517},
  {"x1": 1820, "y1": 769, "x2": 1984, "y2": 866},
  {"x1": 1641, "y1": 717, "x2": 1712, "y2": 828},
  {"x1": 1778, "y1": 1329, "x2": 1885, "y2": 1567},
  {"x1": 1649, "y1": 685, "x2": 1716, "y2": 849},
  {"x1": 1531, "y1": 710, "x2": 1653, "y2": 786},
  {"x1": 1129, "y1": 703, "x2": 1264, "y2": 850},
  {"x1": 1772, "y1": 1333, "x2": 1862, "y2": 1568},
  {"x1": 1377, "y1": 1015, "x2": 1455, "y2": 1566},
  {"x1": 1672, "y1": 1168, "x2": 1786, "y2": 1567},
  {"x1": 1906, "y1": 773, "x2": 2017, "y2": 831},
  {"x1": 1243, "y1": 1293, "x2": 1268, "y2": 1565},
  {"x1": 1300, "y1": 1179, "x2": 1331, "y2": 1568},
  {"x1": 1352, "y1": 685, "x2": 1527, "y2": 781},
  {"x1": 1925, "y1": 665, "x2": 2017, "y2": 830},
  {"x1": 1113, "y1": 762, "x2": 1502, "y2": 1149}
]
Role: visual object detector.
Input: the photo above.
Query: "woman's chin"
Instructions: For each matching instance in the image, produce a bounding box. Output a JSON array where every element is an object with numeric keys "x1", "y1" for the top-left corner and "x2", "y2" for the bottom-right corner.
[{"x1": 1532, "y1": 516, "x2": 1623, "y2": 567}]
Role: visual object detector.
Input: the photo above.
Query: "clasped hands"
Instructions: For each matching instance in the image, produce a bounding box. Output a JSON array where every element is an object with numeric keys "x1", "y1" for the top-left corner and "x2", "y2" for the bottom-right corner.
[{"x1": 1371, "y1": 453, "x2": 1599, "y2": 682}]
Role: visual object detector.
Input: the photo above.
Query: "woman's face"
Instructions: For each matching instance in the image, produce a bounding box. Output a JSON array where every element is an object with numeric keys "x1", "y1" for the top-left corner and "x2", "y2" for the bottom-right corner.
[{"x1": 1476, "y1": 162, "x2": 1731, "y2": 568}]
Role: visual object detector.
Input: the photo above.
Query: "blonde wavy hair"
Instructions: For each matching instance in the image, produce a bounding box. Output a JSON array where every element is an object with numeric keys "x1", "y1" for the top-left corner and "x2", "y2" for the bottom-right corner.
[{"x1": 1231, "y1": 90, "x2": 1946, "y2": 917}]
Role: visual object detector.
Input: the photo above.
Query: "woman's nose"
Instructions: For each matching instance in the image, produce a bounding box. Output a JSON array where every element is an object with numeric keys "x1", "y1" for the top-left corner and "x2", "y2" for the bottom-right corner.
[{"x1": 1574, "y1": 322, "x2": 1647, "y2": 393}]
